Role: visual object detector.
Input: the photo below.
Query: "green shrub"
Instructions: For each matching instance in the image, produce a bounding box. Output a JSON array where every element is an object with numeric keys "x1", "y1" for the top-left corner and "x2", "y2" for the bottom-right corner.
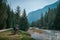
[{"x1": 21, "y1": 37, "x2": 35, "y2": 40}]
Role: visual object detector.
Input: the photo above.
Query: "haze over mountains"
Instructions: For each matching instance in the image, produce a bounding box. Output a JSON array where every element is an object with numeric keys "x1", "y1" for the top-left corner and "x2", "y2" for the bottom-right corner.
[{"x1": 27, "y1": 0, "x2": 59, "y2": 23}]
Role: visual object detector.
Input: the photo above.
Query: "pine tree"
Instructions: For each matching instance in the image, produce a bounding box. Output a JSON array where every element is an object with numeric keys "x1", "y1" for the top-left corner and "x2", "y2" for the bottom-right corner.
[
  {"x1": 15, "y1": 6, "x2": 20, "y2": 25},
  {"x1": 52, "y1": 2, "x2": 60, "y2": 30},
  {"x1": 0, "y1": 0, "x2": 8, "y2": 29},
  {"x1": 6, "y1": 5, "x2": 11, "y2": 28},
  {"x1": 40, "y1": 12, "x2": 44, "y2": 28},
  {"x1": 19, "y1": 9, "x2": 29, "y2": 31}
]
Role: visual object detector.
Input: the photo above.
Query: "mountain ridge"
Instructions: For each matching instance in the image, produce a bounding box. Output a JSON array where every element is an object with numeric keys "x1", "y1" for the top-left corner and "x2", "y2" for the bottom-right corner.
[{"x1": 27, "y1": 0, "x2": 59, "y2": 23}]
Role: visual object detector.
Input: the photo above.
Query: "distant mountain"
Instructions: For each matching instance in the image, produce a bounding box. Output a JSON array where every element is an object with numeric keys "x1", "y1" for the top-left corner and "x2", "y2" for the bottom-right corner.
[{"x1": 27, "y1": 0, "x2": 59, "y2": 24}]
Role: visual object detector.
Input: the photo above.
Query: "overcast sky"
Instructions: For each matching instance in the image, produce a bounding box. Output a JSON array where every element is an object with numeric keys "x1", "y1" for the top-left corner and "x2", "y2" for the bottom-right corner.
[{"x1": 7, "y1": 0, "x2": 57, "y2": 15}]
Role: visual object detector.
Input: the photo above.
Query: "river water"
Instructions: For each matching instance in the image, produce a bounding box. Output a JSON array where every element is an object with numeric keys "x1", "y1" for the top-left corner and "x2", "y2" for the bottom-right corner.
[{"x1": 28, "y1": 28, "x2": 60, "y2": 40}]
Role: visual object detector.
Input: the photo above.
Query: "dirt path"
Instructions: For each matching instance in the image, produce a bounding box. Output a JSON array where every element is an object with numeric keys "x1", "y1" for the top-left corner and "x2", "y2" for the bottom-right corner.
[{"x1": 0, "y1": 28, "x2": 12, "y2": 32}]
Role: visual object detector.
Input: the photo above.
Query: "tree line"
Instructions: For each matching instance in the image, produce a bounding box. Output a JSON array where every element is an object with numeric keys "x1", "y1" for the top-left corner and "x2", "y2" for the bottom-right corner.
[
  {"x1": 0, "y1": 0, "x2": 29, "y2": 31},
  {"x1": 31, "y1": 2, "x2": 60, "y2": 30}
]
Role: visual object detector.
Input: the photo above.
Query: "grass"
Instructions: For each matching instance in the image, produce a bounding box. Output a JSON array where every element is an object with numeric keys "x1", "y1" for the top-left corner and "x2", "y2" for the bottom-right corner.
[{"x1": 0, "y1": 30, "x2": 35, "y2": 40}]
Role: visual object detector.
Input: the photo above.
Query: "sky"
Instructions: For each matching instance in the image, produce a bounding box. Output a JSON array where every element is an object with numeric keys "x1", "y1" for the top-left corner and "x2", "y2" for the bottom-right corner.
[{"x1": 7, "y1": 0, "x2": 57, "y2": 15}]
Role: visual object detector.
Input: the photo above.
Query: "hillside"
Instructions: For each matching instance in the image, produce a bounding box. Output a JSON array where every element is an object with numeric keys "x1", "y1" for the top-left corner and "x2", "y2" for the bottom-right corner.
[{"x1": 27, "y1": 0, "x2": 58, "y2": 23}]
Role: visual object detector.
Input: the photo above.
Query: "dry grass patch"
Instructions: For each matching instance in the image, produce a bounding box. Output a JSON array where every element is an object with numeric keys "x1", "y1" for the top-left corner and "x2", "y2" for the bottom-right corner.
[
  {"x1": 0, "y1": 30, "x2": 34, "y2": 40},
  {"x1": 0, "y1": 31, "x2": 22, "y2": 40}
]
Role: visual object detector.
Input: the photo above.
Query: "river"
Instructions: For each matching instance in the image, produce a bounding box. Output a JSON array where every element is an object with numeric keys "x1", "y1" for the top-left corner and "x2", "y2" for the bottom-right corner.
[{"x1": 28, "y1": 27, "x2": 60, "y2": 40}]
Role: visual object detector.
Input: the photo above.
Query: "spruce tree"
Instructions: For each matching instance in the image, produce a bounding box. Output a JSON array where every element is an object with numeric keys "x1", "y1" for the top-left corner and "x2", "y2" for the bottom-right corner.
[
  {"x1": 6, "y1": 5, "x2": 11, "y2": 28},
  {"x1": 0, "y1": 0, "x2": 8, "y2": 29},
  {"x1": 40, "y1": 12, "x2": 43, "y2": 28},
  {"x1": 15, "y1": 6, "x2": 20, "y2": 25},
  {"x1": 52, "y1": 2, "x2": 60, "y2": 30},
  {"x1": 19, "y1": 9, "x2": 29, "y2": 31}
]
